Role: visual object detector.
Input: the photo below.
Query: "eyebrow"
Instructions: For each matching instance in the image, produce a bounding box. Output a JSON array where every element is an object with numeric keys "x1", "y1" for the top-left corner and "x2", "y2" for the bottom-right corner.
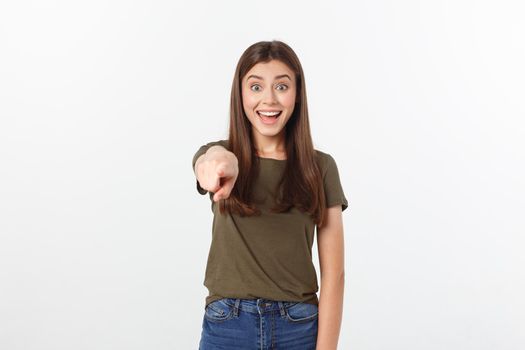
[{"x1": 246, "y1": 74, "x2": 292, "y2": 81}]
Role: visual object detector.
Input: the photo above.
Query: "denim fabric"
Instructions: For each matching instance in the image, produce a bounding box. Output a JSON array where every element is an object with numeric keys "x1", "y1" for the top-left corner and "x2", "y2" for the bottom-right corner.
[{"x1": 199, "y1": 298, "x2": 318, "y2": 350}]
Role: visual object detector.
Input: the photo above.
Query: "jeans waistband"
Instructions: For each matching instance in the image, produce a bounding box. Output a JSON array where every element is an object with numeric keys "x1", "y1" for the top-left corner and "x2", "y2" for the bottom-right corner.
[{"x1": 221, "y1": 298, "x2": 299, "y2": 316}]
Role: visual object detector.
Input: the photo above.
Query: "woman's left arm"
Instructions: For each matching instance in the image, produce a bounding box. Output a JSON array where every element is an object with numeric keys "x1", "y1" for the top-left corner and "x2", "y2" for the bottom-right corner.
[{"x1": 316, "y1": 205, "x2": 345, "y2": 350}]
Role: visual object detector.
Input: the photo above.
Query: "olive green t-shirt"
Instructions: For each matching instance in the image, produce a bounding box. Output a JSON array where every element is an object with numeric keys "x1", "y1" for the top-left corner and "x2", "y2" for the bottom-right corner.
[{"x1": 192, "y1": 139, "x2": 349, "y2": 309}]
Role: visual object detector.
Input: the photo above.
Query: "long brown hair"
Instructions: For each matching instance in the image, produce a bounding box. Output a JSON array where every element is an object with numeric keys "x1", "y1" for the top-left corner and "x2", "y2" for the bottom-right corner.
[{"x1": 218, "y1": 40, "x2": 328, "y2": 228}]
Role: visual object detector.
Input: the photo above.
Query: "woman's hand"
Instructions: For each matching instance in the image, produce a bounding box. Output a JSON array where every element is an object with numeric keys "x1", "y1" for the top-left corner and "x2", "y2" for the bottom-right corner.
[{"x1": 195, "y1": 146, "x2": 239, "y2": 202}]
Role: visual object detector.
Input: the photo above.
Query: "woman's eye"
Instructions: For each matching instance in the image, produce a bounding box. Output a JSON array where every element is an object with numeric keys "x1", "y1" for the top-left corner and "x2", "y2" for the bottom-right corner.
[{"x1": 250, "y1": 83, "x2": 288, "y2": 92}]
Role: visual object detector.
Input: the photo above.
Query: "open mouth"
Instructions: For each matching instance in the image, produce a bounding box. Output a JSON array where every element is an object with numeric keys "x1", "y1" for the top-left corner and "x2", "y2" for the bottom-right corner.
[{"x1": 257, "y1": 111, "x2": 282, "y2": 124}]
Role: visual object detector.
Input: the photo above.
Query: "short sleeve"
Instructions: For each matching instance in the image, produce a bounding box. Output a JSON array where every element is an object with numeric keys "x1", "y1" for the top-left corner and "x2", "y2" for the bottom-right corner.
[
  {"x1": 192, "y1": 139, "x2": 229, "y2": 195},
  {"x1": 322, "y1": 153, "x2": 349, "y2": 212}
]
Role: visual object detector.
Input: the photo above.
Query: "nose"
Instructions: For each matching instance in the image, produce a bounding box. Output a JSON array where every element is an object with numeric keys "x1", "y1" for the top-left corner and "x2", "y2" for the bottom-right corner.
[{"x1": 261, "y1": 86, "x2": 278, "y2": 105}]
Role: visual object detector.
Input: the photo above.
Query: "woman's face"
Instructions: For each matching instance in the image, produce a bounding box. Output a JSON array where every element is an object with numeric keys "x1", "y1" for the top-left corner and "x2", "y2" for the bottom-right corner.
[{"x1": 241, "y1": 60, "x2": 297, "y2": 142}]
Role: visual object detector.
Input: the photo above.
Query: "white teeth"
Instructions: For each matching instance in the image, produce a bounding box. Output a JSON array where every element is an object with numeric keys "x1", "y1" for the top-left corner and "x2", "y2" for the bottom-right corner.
[{"x1": 258, "y1": 111, "x2": 281, "y2": 116}]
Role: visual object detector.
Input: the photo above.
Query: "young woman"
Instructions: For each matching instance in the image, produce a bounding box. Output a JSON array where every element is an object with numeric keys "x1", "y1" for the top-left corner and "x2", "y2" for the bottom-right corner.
[{"x1": 192, "y1": 40, "x2": 349, "y2": 350}]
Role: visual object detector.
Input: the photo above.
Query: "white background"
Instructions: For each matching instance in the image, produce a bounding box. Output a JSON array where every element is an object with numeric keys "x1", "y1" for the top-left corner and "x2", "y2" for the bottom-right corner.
[{"x1": 1, "y1": 1, "x2": 524, "y2": 349}]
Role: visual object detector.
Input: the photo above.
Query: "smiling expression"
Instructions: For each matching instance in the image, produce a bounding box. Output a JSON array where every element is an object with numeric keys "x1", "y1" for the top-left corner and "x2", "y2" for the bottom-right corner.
[{"x1": 241, "y1": 60, "x2": 297, "y2": 141}]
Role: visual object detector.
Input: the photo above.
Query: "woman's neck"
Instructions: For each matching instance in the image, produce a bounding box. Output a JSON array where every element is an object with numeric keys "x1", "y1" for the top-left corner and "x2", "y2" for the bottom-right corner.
[{"x1": 253, "y1": 132, "x2": 286, "y2": 158}]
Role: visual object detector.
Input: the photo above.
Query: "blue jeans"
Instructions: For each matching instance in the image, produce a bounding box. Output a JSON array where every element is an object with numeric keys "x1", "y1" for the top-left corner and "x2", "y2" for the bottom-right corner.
[{"x1": 199, "y1": 297, "x2": 318, "y2": 350}]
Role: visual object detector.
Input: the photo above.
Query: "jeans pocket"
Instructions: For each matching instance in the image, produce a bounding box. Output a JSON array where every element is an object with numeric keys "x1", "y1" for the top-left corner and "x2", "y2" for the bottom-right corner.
[
  {"x1": 204, "y1": 298, "x2": 235, "y2": 323},
  {"x1": 285, "y1": 301, "x2": 319, "y2": 323}
]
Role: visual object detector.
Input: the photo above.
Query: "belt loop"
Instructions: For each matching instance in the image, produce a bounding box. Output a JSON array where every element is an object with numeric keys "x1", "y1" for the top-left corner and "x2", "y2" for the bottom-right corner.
[
  {"x1": 233, "y1": 298, "x2": 240, "y2": 316},
  {"x1": 277, "y1": 301, "x2": 285, "y2": 316}
]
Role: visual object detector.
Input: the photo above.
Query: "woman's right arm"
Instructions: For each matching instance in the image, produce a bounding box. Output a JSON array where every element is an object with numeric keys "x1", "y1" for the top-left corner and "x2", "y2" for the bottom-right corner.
[{"x1": 194, "y1": 145, "x2": 239, "y2": 202}]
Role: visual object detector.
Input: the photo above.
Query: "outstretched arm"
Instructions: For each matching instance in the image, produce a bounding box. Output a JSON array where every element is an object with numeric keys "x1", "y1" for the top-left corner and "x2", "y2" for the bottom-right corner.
[{"x1": 194, "y1": 145, "x2": 238, "y2": 202}]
